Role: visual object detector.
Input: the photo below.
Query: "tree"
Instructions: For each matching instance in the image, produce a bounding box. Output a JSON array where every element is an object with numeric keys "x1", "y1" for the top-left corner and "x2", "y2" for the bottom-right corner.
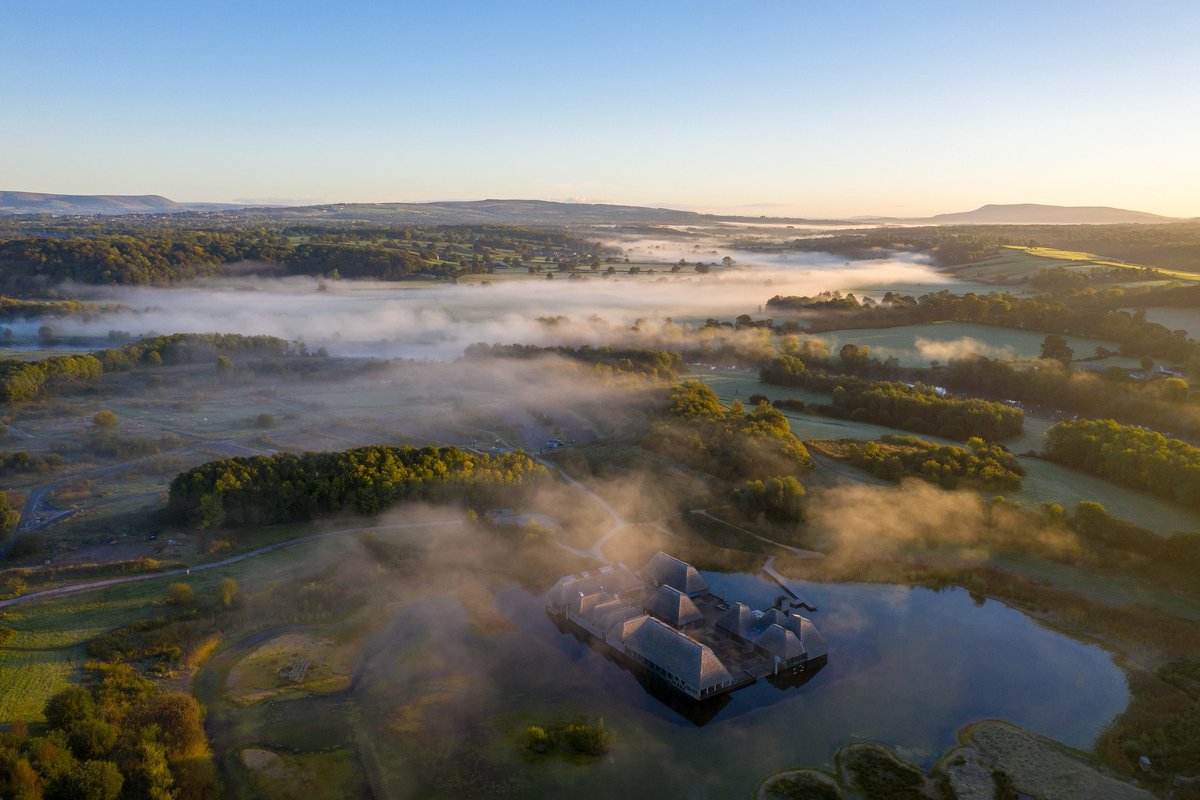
[
  {"x1": 0, "y1": 492, "x2": 20, "y2": 538},
  {"x1": 8, "y1": 758, "x2": 42, "y2": 800},
  {"x1": 67, "y1": 761, "x2": 123, "y2": 800},
  {"x1": 215, "y1": 355, "x2": 232, "y2": 374},
  {"x1": 839, "y1": 343, "x2": 871, "y2": 369},
  {"x1": 91, "y1": 410, "x2": 117, "y2": 430},
  {"x1": 167, "y1": 583, "x2": 194, "y2": 606},
  {"x1": 722, "y1": 256, "x2": 734, "y2": 268},
  {"x1": 128, "y1": 737, "x2": 175, "y2": 800},
  {"x1": 68, "y1": 719, "x2": 118, "y2": 760},
  {"x1": 1039, "y1": 334, "x2": 1074, "y2": 364},
  {"x1": 141, "y1": 692, "x2": 207, "y2": 759},
  {"x1": 218, "y1": 578, "x2": 238, "y2": 609},
  {"x1": 44, "y1": 687, "x2": 96, "y2": 731}
]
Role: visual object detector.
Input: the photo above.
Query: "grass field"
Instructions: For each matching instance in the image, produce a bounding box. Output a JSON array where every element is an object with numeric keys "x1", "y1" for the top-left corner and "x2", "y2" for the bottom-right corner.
[
  {"x1": 0, "y1": 646, "x2": 85, "y2": 723},
  {"x1": 945, "y1": 249, "x2": 1087, "y2": 283},
  {"x1": 948, "y1": 246, "x2": 1200, "y2": 284},
  {"x1": 1127, "y1": 306, "x2": 1200, "y2": 340},
  {"x1": 696, "y1": 369, "x2": 1200, "y2": 537}
]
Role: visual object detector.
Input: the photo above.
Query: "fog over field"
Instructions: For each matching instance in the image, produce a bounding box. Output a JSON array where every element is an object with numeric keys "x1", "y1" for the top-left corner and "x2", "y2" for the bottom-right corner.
[{"x1": 41, "y1": 255, "x2": 953, "y2": 359}]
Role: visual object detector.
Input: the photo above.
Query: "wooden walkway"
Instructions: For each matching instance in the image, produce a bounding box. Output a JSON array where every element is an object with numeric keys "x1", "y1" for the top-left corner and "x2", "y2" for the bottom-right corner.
[{"x1": 762, "y1": 558, "x2": 818, "y2": 612}]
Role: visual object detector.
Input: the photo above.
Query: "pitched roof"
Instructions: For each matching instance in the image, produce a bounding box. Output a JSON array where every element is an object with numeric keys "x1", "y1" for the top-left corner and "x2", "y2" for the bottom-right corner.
[
  {"x1": 639, "y1": 552, "x2": 709, "y2": 596},
  {"x1": 790, "y1": 614, "x2": 828, "y2": 660},
  {"x1": 577, "y1": 592, "x2": 615, "y2": 617},
  {"x1": 716, "y1": 602, "x2": 756, "y2": 638},
  {"x1": 594, "y1": 604, "x2": 641, "y2": 636},
  {"x1": 546, "y1": 564, "x2": 642, "y2": 608},
  {"x1": 755, "y1": 623, "x2": 805, "y2": 662},
  {"x1": 605, "y1": 613, "x2": 651, "y2": 648},
  {"x1": 623, "y1": 616, "x2": 734, "y2": 695},
  {"x1": 644, "y1": 584, "x2": 704, "y2": 627},
  {"x1": 756, "y1": 608, "x2": 828, "y2": 660}
]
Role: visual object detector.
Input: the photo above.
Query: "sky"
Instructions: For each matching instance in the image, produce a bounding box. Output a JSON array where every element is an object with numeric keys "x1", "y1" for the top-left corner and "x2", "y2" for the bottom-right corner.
[{"x1": 2, "y1": 0, "x2": 1197, "y2": 217}]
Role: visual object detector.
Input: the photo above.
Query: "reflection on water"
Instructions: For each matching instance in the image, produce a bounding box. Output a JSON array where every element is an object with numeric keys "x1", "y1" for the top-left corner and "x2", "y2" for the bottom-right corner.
[
  {"x1": 202, "y1": 571, "x2": 1130, "y2": 800},
  {"x1": 485, "y1": 571, "x2": 1128, "y2": 797}
]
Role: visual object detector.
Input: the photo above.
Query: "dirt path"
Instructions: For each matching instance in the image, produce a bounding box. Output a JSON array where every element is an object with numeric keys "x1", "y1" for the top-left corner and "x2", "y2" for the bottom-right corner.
[
  {"x1": 0, "y1": 518, "x2": 462, "y2": 610},
  {"x1": 690, "y1": 508, "x2": 824, "y2": 559},
  {"x1": 533, "y1": 455, "x2": 627, "y2": 562},
  {"x1": 2, "y1": 438, "x2": 279, "y2": 557}
]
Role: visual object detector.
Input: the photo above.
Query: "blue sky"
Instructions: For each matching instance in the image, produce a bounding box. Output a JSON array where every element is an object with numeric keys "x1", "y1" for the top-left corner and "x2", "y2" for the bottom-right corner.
[{"x1": 3, "y1": 1, "x2": 1197, "y2": 216}]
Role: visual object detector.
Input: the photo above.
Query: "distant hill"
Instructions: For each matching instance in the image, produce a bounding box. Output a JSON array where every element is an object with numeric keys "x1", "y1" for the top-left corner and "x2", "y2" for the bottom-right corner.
[
  {"x1": 859, "y1": 203, "x2": 1181, "y2": 226},
  {"x1": 0, "y1": 193, "x2": 851, "y2": 225},
  {"x1": 248, "y1": 198, "x2": 853, "y2": 227},
  {"x1": 2, "y1": 193, "x2": 1182, "y2": 227},
  {"x1": 271, "y1": 198, "x2": 710, "y2": 225},
  {"x1": 0, "y1": 191, "x2": 240, "y2": 215}
]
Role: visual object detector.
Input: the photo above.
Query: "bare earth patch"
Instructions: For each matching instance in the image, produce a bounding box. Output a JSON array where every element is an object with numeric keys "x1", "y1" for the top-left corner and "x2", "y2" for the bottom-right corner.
[
  {"x1": 959, "y1": 720, "x2": 1155, "y2": 800},
  {"x1": 225, "y1": 632, "x2": 358, "y2": 705}
]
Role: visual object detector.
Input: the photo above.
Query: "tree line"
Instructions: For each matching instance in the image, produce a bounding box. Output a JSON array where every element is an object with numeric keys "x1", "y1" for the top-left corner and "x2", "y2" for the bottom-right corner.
[
  {"x1": 766, "y1": 288, "x2": 1198, "y2": 364},
  {"x1": 0, "y1": 222, "x2": 608, "y2": 291},
  {"x1": 168, "y1": 445, "x2": 545, "y2": 528},
  {"x1": 832, "y1": 434, "x2": 1024, "y2": 490},
  {"x1": 760, "y1": 354, "x2": 1024, "y2": 440},
  {"x1": 0, "y1": 333, "x2": 297, "y2": 401},
  {"x1": 462, "y1": 343, "x2": 682, "y2": 379},
  {"x1": 939, "y1": 355, "x2": 1199, "y2": 438},
  {"x1": 1042, "y1": 418, "x2": 1200, "y2": 508}
]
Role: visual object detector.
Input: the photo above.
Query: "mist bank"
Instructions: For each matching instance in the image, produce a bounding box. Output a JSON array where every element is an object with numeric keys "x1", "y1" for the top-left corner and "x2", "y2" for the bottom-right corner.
[{"x1": 26, "y1": 256, "x2": 955, "y2": 360}]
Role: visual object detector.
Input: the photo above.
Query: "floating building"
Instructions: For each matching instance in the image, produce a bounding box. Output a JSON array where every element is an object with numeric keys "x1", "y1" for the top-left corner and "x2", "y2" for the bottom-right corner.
[{"x1": 546, "y1": 552, "x2": 826, "y2": 701}]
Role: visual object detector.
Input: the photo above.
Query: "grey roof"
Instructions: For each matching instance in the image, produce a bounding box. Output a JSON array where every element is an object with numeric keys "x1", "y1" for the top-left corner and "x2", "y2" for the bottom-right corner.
[
  {"x1": 756, "y1": 608, "x2": 827, "y2": 660},
  {"x1": 594, "y1": 604, "x2": 641, "y2": 635},
  {"x1": 644, "y1": 584, "x2": 703, "y2": 627},
  {"x1": 577, "y1": 592, "x2": 615, "y2": 617},
  {"x1": 546, "y1": 564, "x2": 642, "y2": 608},
  {"x1": 756, "y1": 624, "x2": 805, "y2": 662},
  {"x1": 716, "y1": 602, "x2": 756, "y2": 638},
  {"x1": 639, "y1": 552, "x2": 709, "y2": 596},
  {"x1": 623, "y1": 616, "x2": 734, "y2": 695},
  {"x1": 791, "y1": 614, "x2": 828, "y2": 659},
  {"x1": 605, "y1": 613, "x2": 651, "y2": 648},
  {"x1": 760, "y1": 608, "x2": 790, "y2": 628}
]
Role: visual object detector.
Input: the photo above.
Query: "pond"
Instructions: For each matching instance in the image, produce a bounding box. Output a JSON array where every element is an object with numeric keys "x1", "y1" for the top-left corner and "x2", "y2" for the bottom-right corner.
[
  {"x1": 481, "y1": 571, "x2": 1127, "y2": 798},
  {"x1": 199, "y1": 570, "x2": 1128, "y2": 799}
]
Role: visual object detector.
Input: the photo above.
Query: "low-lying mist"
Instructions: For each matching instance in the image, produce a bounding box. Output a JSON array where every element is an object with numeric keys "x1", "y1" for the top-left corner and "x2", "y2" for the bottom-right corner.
[
  {"x1": 805, "y1": 481, "x2": 1081, "y2": 565},
  {"x1": 36, "y1": 254, "x2": 954, "y2": 360}
]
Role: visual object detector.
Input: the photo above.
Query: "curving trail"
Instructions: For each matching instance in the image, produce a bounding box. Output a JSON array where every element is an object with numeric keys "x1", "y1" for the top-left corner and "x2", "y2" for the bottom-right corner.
[
  {"x1": 532, "y1": 455, "x2": 627, "y2": 563},
  {"x1": 0, "y1": 519, "x2": 461, "y2": 610}
]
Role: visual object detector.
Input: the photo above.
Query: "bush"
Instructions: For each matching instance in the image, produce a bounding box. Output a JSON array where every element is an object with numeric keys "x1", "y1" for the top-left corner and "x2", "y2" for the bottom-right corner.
[
  {"x1": 217, "y1": 577, "x2": 238, "y2": 609},
  {"x1": 92, "y1": 410, "x2": 117, "y2": 429},
  {"x1": 521, "y1": 717, "x2": 611, "y2": 757},
  {"x1": 166, "y1": 583, "x2": 194, "y2": 606}
]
